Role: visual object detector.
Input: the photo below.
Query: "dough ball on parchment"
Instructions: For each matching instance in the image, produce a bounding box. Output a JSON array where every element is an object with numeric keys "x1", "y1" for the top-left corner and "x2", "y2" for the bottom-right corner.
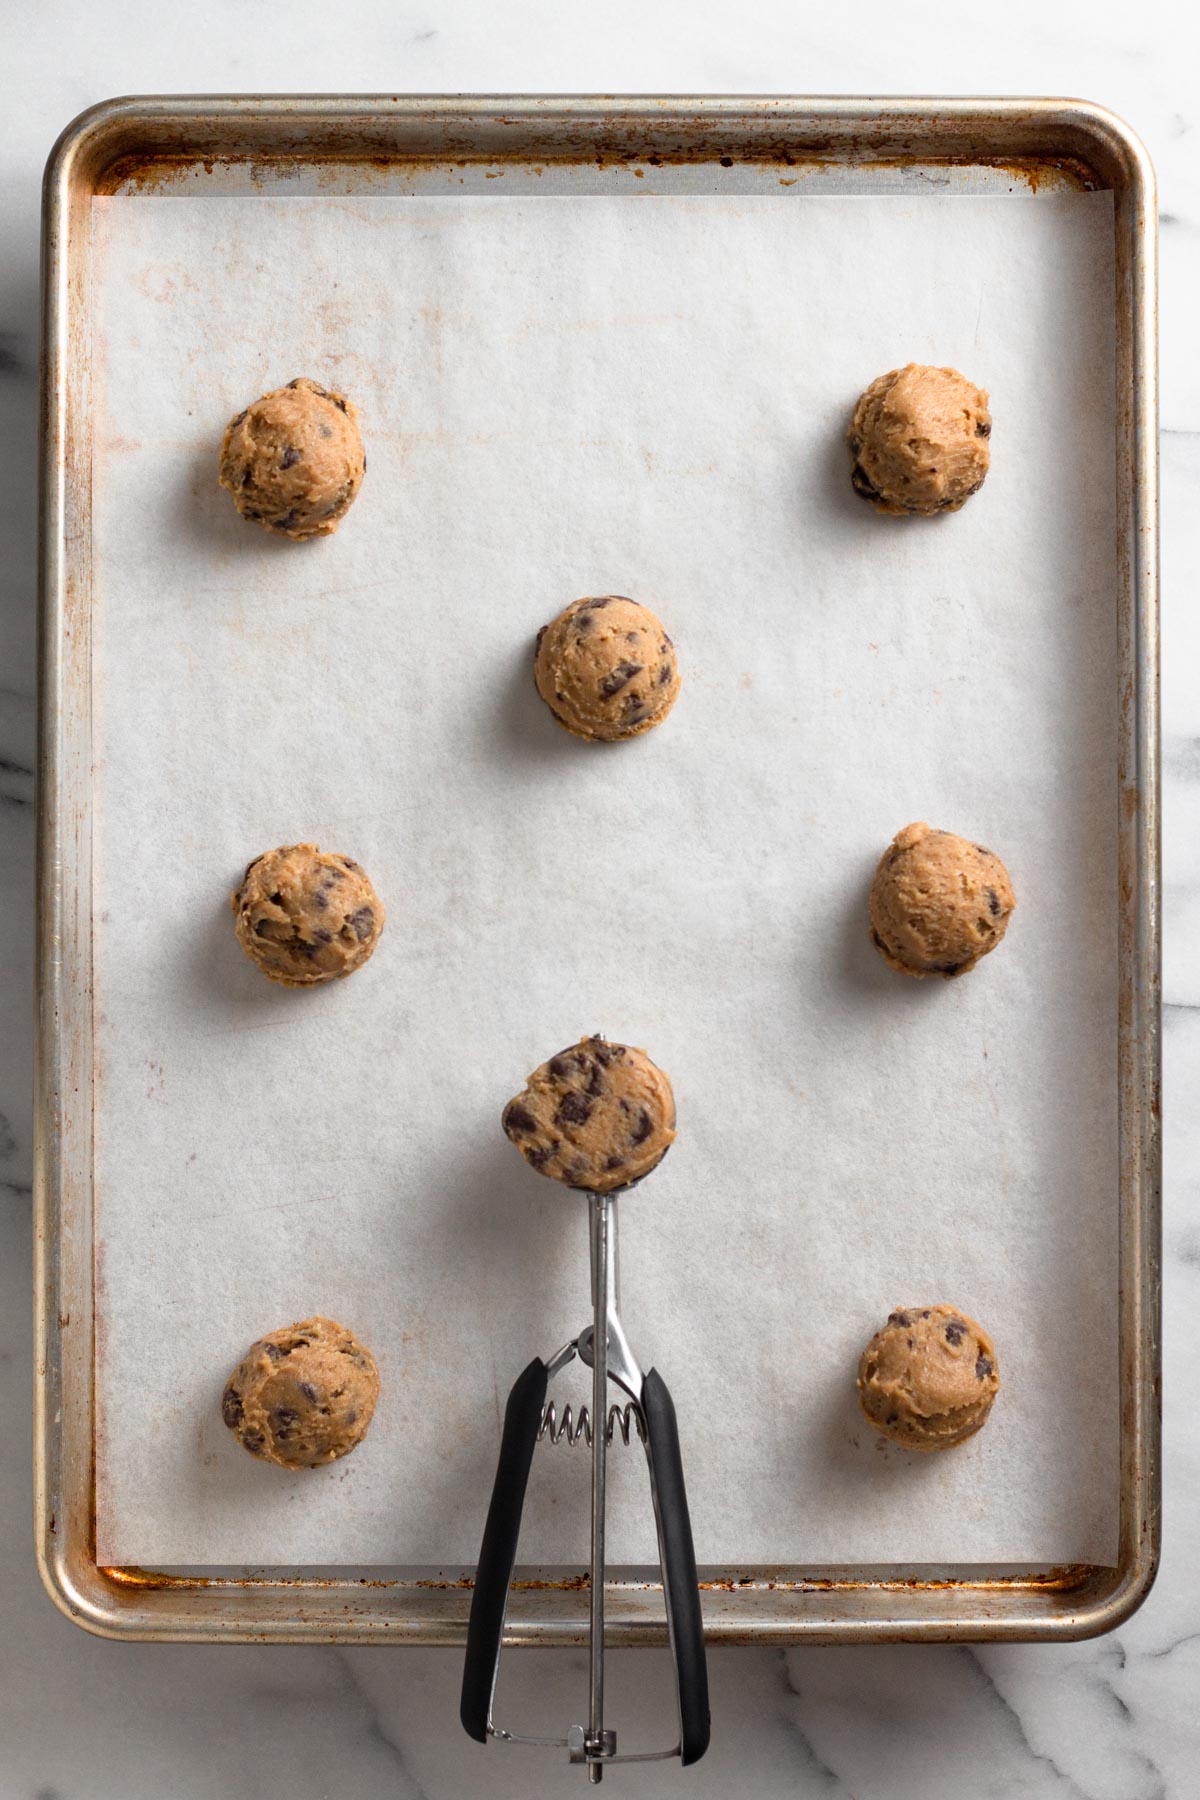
[
  {"x1": 503, "y1": 1035, "x2": 676, "y2": 1192},
  {"x1": 848, "y1": 363, "x2": 991, "y2": 516},
  {"x1": 221, "y1": 1315, "x2": 380, "y2": 1469},
  {"x1": 869, "y1": 822, "x2": 1015, "y2": 979},
  {"x1": 857, "y1": 1304, "x2": 1000, "y2": 1451},
  {"x1": 534, "y1": 596, "x2": 680, "y2": 741},
  {"x1": 218, "y1": 377, "x2": 365, "y2": 539},
  {"x1": 232, "y1": 843, "x2": 384, "y2": 987}
]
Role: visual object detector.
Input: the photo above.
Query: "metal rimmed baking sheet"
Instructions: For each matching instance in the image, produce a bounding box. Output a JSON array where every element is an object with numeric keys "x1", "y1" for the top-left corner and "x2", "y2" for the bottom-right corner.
[{"x1": 36, "y1": 96, "x2": 1159, "y2": 1644}]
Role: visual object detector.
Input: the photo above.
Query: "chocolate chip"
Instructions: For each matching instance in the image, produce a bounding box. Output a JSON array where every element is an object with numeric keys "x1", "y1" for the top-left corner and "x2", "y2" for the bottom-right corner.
[
  {"x1": 253, "y1": 919, "x2": 272, "y2": 937},
  {"x1": 921, "y1": 1310, "x2": 930, "y2": 1318},
  {"x1": 581, "y1": 596, "x2": 614, "y2": 612},
  {"x1": 287, "y1": 379, "x2": 301, "y2": 389},
  {"x1": 849, "y1": 435, "x2": 861, "y2": 456},
  {"x1": 300, "y1": 1382, "x2": 319, "y2": 1404},
  {"x1": 850, "y1": 461, "x2": 882, "y2": 502},
  {"x1": 935, "y1": 961, "x2": 967, "y2": 975},
  {"x1": 591, "y1": 1040, "x2": 615, "y2": 1065},
  {"x1": 871, "y1": 930, "x2": 887, "y2": 952},
  {"x1": 586, "y1": 1062, "x2": 606, "y2": 1097},
  {"x1": 345, "y1": 1410, "x2": 357, "y2": 1426},
  {"x1": 605, "y1": 1155, "x2": 626, "y2": 1171},
  {"x1": 341, "y1": 858, "x2": 359, "y2": 870},
  {"x1": 625, "y1": 631, "x2": 638, "y2": 642},
  {"x1": 526, "y1": 1141, "x2": 554, "y2": 1169},
  {"x1": 263, "y1": 1342, "x2": 284, "y2": 1360},
  {"x1": 325, "y1": 868, "x2": 345, "y2": 883},
  {"x1": 987, "y1": 887, "x2": 1001, "y2": 916},
  {"x1": 240, "y1": 466, "x2": 255, "y2": 488},
  {"x1": 569, "y1": 1155, "x2": 588, "y2": 1177},
  {"x1": 630, "y1": 1107, "x2": 653, "y2": 1145},
  {"x1": 243, "y1": 509, "x2": 262, "y2": 522},
  {"x1": 272, "y1": 1407, "x2": 298, "y2": 1429},
  {"x1": 556, "y1": 1091, "x2": 592, "y2": 1126},
  {"x1": 973, "y1": 844, "x2": 992, "y2": 858},
  {"x1": 241, "y1": 1431, "x2": 266, "y2": 1455},
  {"x1": 976, "y1": 1356, "x2": 993, "y2": 1380},
  {"x1": 320, "y1": 423, "x2": 333, "y2": 439},
  {"x1": 348, "y1": 906, "x2": 374, "y2": 941},
  {"x1": 976, "y1": 420, "x2": 991, "y2": 437},
  {"x1": 230, "y1": 409, "x2": 248, "y2": 428},
  {"x1": 315, "y1": 929, "x2": 332, "y2": 944},
  {"x1": 221, "y1": 1387, "x2": 243, "y2": 1429},
  {"x1": 887, "y1": 1413, "x2": 898, "y2": 1425},
  {"x1": 657, "y1": 663, "x2": 672, "y2": 685},
  {"x1": 361, "y1": 454, "x2": 367, "y2": 473},
  {"x1": 275, "y1": 510, "x2": 301, "y2": 532},
  {"x1": 719, "y1": 155, "x2": 733, "y2": 167},
  {"x1": 333, "y1": 395, "x2": 348, "y2": 412},
  {"x1": 313, "y1": 891, "x2": 327, "y2": 911},
  {"x1": 549, "y1": 1055, "x2": 574, "y2": 1080},
  {"x1": 535, "y1": 624, "x2": 548, "y2": 654},
  {"x1": 599, "y1": 660, "x2": 643, "y2": 699},
  {"x1": 888, "y1": 1310, "x2": 911, "y2": 1328},
  {"x1": 280, "y1": 446, "x2": 301, "y2": 470},
  {"x1": 944, "y1": 1320, "x2": 966, "y2": 1346},
  {"x1": 504, "y1": 1102, "x2": 538, "y2": 1136}
]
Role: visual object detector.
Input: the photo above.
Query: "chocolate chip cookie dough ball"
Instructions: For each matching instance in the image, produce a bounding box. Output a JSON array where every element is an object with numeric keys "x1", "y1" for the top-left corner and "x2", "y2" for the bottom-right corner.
[
  {"x1": 534, "y1": 596, "x2": 680, "y2": 742},
  {"x1": 848, "y1": 364, "x2": 991, "y2": 516},
  {"x1": 218, "y1": 377, "x2": 365, "y2": 539},
  {"x1": 869, "y1": 823, "x2": 1015, "y2": 979},
  {"x1": 232, "y1": 843, "x2": 384, "y2": 987},
  {"x1": 858, "y1": 1305, "x2": 1000, "y2": 1451},
  {"x1": 222, "y1": 1315, "x2": 380, "y2": 1469},
  {"x1": 503, "y1": 1035, "x2": 676, "y2": 1191}
]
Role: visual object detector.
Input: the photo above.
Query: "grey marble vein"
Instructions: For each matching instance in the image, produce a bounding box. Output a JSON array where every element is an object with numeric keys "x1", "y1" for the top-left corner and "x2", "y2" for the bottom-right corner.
[
  {"x1": 325, "y1": 1649, "x2": 432, "y2": 1800},
  {"x1": 777, "y1": 1651, "x2": 854, "y2": 1793},
  {"x1": 960, "y1": 1649, "x2": 1095, "y2": 1799}
]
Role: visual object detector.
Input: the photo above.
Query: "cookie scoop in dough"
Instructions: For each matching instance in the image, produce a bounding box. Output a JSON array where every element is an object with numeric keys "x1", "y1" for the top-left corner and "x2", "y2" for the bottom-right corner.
[
  {"x1": 232, "y1": 843, "x2": 384, "y2": 987},
  {"x1": 222, "y1": 1315, "x2": 380, "y2": 1469},
  {"x1": 218, "y1": 377, "x2": 366, "y2": 539},
  {"x1": 857, "y1": 1304, "x2": 1000, "y2": 1451},
  {"x1": 848, "y1": 364, "x2": 991, "y2": 516},
  {"x1": 869, "y1": 822, "x2": 1015, "y2": 979},
  {"x1": 503, "y1": 1035, "x2": 676, "y2": 1191},
  {"x1": 534, "y1": 596, "x2": 680, "y2": 742}
]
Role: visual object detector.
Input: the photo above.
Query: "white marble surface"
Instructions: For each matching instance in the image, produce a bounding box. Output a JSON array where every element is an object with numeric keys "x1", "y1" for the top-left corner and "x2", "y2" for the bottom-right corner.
[{"x1": 2, "y1": 2, "x2": 1197, "y2": 1794}]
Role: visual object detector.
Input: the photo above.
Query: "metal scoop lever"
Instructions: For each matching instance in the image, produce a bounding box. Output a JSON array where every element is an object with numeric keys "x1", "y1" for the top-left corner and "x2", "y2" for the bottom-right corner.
[{"x1": 460, "y1": 1189, "x2": 710, "y2": 1775}]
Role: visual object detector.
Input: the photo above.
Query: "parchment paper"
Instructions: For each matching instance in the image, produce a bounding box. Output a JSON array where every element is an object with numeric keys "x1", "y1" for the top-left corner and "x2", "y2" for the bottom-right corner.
[{"x1": 90, "y1": 190, "x2": 1118, "y2": 1568}]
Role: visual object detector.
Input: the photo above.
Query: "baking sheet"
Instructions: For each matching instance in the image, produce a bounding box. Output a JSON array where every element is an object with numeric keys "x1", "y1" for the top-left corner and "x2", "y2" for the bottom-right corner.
[{"x1": 89, "y1": 189, "x2": 1118, "y2": 1569}]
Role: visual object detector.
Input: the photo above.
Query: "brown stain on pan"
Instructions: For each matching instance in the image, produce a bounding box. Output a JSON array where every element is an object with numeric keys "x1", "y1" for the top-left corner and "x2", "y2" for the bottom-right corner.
[{"x1": 94, "y1": 149, "x2": 1103, "y2": 197}]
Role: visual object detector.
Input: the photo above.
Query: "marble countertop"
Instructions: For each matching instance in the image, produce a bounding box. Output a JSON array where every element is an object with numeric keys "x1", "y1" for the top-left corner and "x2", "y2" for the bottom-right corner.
[{"x1": 2, "y1": 3, "x2": 1196, "y2": 1795}]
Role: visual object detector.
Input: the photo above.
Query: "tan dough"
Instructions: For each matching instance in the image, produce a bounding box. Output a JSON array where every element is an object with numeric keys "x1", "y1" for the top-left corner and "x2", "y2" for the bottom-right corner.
[
  {"x1": 222, "y1": 1315, "x2": 380, "y2": 1469},
  {"x1": 857, "y1": 1304, "x2": 1000, "y2": 1451},
  {"x1": 503, "y1": 1036, "x2": 676, "y2": 1192},
  {"x1": 534, "y1": 596, "x2": 680, "y2": 742},
  {"x1": 869, "y1": 822, "x2": 1015, "y2": 979},
  {"x1": 848, "y1": 364, "x2": 991, "y2": 516},
  {"x1": 232, "y1": 844, "x2": 384, "y2": 987},
  {"x1": 218, "y1": 377, "x2": 366, "y2": 539}
]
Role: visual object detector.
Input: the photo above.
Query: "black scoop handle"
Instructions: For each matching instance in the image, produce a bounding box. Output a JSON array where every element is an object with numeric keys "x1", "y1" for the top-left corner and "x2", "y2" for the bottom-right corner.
[
  {"x1": 460, "y1": 1356, "x2": 548, "y2": 1744},
  {"x1": 641, "y1": 1367, "x2": 711, "y2": 1766}
]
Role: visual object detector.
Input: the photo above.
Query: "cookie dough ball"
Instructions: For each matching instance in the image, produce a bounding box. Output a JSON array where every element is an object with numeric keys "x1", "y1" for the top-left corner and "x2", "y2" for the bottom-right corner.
[
  {"x1": 503, "y1": 1035, "x2": 676, "y2": 1192},
  {"x1": 848, "y1": 364, "x2": 991, "y2": 516},
  {"x1": 534, "y1": 596, "x2": 680, "y2": 742},
  {"x1": 869, "y1": 822, "x2": 1015, "y2": 979},
  {"x1": 218, "y1": 377, "x2": 365, "y2": 539},
  {"x1": 232, "y1": 843, "x2": 384, "y2": 987},
  {"x1": 222, "y1": 1315, "x2": 380, "y2": 1469},
  {"x1": 858, "y1": 1305, "x2": 1000, "y2": 1451}
]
